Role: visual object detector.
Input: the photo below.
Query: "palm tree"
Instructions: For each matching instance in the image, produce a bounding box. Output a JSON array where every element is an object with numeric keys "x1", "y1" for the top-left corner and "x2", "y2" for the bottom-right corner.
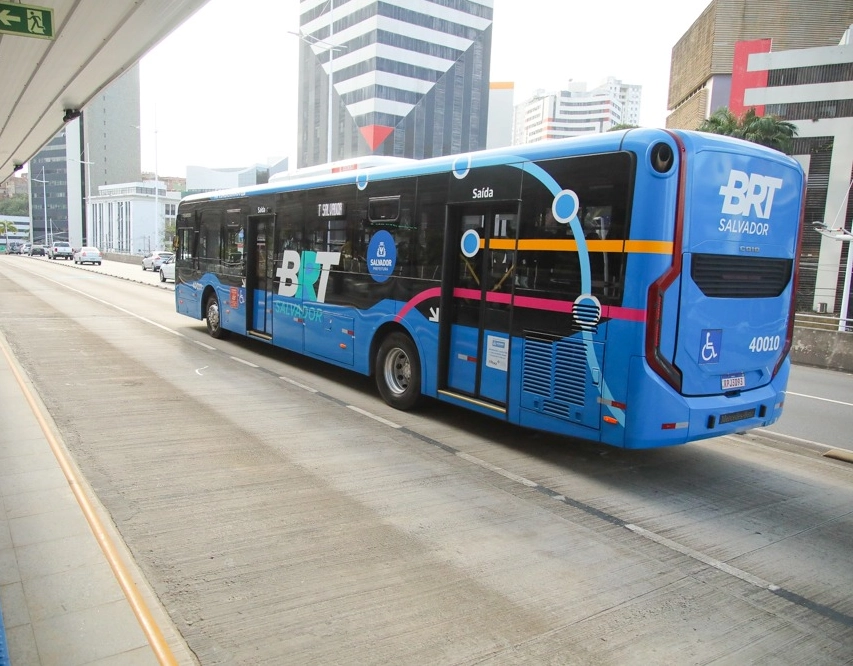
[
  {"x1": 607, "y1": 124, "x2": 639, "y2": 132},
  {"x1": 1, "y1": 220, "x2": 18, "y2": 252},
  {"x1": 698, "y1": 107, "x2": 797, "y2": 153}
]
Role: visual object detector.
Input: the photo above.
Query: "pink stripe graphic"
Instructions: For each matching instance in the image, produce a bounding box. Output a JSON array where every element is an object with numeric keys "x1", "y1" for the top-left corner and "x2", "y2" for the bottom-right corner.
[{"x1": 394, "y1": 287, "x2": 645, "y2": 323}]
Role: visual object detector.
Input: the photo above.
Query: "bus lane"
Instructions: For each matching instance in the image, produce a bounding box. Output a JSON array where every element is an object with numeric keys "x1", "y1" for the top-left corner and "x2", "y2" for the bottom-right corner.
[{"x1": 1, "y1": 255, "x2": 851, "y2": 664}]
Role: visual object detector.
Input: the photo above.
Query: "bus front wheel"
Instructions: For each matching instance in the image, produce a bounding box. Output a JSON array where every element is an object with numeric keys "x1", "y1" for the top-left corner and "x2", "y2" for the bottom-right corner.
[
  {"x1": 205, "y1": 295, "x2": 229, "y2": 339},
  {"x1": 376, "y1": 332, "x2": 421, "y2": 410}
]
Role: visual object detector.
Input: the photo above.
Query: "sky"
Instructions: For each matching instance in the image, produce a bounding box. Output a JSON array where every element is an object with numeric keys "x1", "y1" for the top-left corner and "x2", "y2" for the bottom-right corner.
[{"x1": 139, "y1": 0, "x2": 713, "y2": 177}]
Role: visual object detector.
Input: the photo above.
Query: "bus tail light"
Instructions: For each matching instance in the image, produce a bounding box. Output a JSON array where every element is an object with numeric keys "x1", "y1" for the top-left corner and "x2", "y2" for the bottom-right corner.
[
  {"x1": 645, "y1": 132, "x2": 687, "y2": 394},
  {"x1": 773, "y1": 180, "x2": 806, "y2": 379}
]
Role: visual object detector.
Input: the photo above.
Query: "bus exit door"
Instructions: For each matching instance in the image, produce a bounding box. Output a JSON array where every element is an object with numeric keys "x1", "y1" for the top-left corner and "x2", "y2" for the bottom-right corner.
[
  {"x1": 439, "y1": 202, "x2": 519, "y2": 409},
  {"x1": 245, "y1": 215, "x2": 274, "y2": 338}
]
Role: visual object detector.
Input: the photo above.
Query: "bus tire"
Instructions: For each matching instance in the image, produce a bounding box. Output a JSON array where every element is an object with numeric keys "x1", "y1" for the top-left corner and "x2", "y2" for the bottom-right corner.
[
  {"x1": 376, "y1": 332, "x2": 421, "y2": 410},
  {"x1": 205, "y1": 294, "x2": 229, "y2": 339}
]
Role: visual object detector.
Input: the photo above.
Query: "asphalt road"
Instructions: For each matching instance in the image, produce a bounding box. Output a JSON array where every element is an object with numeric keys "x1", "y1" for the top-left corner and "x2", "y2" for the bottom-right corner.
[{"x1": 2, "y1": 254, "x2": 852, "y2": 664}]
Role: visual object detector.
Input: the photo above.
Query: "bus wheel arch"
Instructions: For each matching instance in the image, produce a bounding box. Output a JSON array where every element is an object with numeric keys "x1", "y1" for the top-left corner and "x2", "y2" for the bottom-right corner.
[
  {"x1": 373, "y1": 326, "x2": 422, "y2": 410},
  {"x1": 203, "y1": 287, "x2": 229, "y2": 339}
]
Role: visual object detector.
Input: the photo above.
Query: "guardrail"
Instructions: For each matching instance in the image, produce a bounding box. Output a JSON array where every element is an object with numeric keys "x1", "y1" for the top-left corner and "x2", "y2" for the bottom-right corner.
[
  {"x1": 791, "y1": 312, "x2": 852, "y2": 372},
  {"x1": 795, "y1": 312, "x2": 852, "y2": 333}
]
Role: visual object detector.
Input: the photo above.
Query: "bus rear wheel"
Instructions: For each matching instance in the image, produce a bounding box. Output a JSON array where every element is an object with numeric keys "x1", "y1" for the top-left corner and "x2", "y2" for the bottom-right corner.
[
  {"x1": 205, "y1": 294, "x2": 228, "y2": 339},
  {"x1": 376, "y1": 332, "x2": 421, "y2": 410}
]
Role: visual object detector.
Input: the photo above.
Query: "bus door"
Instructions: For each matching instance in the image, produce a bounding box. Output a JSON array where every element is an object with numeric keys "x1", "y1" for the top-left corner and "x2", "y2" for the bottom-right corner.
[
  {"x1": 245, "y1": 214, "x2": 274, "y2": 338},
  {"x1": 440, "y1": 202, "x2": 519, "y2": 408}
]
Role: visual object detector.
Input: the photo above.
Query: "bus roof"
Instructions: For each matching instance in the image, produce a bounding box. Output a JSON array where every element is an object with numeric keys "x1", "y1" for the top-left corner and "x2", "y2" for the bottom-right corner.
[{"x1": 179, "y1": 129, "x2": 797, "y2": 206}]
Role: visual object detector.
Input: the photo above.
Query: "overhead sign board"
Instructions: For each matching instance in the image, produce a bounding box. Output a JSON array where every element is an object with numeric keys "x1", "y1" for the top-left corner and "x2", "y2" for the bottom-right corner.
[{"x1": 0, "y1": 2, "x2": 54, "y2": 40}]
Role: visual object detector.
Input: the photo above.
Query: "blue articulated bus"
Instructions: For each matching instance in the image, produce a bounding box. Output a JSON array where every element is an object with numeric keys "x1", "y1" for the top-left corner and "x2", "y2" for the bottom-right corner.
[{"x1": 174, "y1": 129, "x2": 805, "y2": 448}]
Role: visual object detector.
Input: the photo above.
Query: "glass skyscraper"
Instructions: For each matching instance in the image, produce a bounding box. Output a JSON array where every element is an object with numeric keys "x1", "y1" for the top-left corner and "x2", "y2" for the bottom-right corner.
[{"x1": 297, "y1": 0, "x2": 494, "y2": 168}]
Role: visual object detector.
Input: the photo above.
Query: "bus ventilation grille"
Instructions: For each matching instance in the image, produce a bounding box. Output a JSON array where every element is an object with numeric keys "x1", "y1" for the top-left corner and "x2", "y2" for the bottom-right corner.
[
  {"x1": 523, "y1": 333, "x2": 587, "y2": 410},
  {"x1": 572, "y1": 298, "x2": 601, "y2": 332},
  {"x1": 691, "y1": 254, "x2": 793, "y2": 298}
]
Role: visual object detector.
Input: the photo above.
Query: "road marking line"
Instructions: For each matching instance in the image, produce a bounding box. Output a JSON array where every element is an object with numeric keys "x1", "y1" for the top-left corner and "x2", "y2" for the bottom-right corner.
[
  {"x1": 346, "y1": 405, "x2": 402, "y2": 428},
  {"x1": 624, "y1": 523, "x2": 779, "y2": 591},
  {"x1": 455, "y1": 451, "x2": 539, "y2": 488},
  {"x1": 230, "y1": 356, "x2": 258, "y2": 368},
  {"x1": 19, "y1": 267, "x2": 185, "y2": 337},
  {"x1": 279, "y1": 376, "x2": 318, "y2": 393},
  {"x1": 194, "y1": 341, "x2": 216, "y2": 350},
  {"x1": 786, "y1": 391, "x2": 853, "y2": 408}
]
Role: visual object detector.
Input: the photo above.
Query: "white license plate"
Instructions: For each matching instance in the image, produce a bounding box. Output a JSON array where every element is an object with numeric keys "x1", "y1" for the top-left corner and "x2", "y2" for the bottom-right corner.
[{"x1": 721, "y1": 373, "x2": 746, "y2": 390}]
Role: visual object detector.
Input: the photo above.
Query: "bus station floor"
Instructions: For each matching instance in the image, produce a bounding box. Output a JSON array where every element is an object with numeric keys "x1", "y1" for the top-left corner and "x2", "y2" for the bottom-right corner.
[{"x1": 0, "y1": 331, "x2": 180, "y2": 665}]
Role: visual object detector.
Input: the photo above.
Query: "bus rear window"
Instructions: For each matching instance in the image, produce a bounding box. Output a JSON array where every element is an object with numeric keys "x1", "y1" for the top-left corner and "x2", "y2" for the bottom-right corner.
[{"x1": 691, "y1": 254, "x2": 793, "y2": 298}]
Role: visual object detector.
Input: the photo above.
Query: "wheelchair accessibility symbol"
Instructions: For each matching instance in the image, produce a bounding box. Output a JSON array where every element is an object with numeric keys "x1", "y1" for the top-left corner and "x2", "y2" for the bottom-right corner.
[{"x1": 699, "y1": 329, "x2": 721, "y2": 364}]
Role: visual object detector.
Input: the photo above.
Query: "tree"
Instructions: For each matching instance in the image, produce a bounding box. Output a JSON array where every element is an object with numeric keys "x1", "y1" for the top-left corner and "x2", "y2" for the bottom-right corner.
[
  {"x1": 0, "y1": 220, "x2": 17, "y2": 235},
  {"x1": 608, "y1": 124, "x2": 639, "y2": 132},
  {"x1": 1, "y1": 219, "x2": 18, "y2": 251},
  {"x1": 698, "y1": 107, "x2": 797, "y2": 154},
  {"x1": 0, "y1": 194, "x2": 30, "y2": 216}
]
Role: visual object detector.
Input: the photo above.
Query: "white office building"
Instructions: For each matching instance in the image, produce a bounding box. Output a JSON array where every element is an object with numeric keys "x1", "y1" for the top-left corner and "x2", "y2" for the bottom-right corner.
[
  {"x1": 735, "y1": 28, "x2": 853, "y2": 316},
  {"x1": 88, "y1": 180, "x2": 180, "y2": 254},
  {"x1": 513, "y1": 78, "x2": 642, "y2": 145}
]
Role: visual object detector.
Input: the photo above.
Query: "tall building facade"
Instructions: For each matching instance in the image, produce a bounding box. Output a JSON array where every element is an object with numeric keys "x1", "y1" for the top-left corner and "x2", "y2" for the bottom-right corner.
[
  {"x1": 28, "y1": 130, "x2": 67, "y2": 246},
  {"x1": 666, "y1": 1, "x2": 853, "y2": 320},
  {"x1": 666, "y1": 0, "x2": 853, "y2": 129},
  {"x1": 512, "y1": 78, "x2": 641, "y2": 145},
  {"x1": 734, "y1": 32, "x2": 853, "y2": 318},
  {"x1": 486, "y1": 81, "x2": 514, "y2": 149},
  {"x1": 28, "y1": 66, "x2": 140, "y2": 248},
  {"x1": 297, "y1": 0, "x2": 493, "y2": 168}
]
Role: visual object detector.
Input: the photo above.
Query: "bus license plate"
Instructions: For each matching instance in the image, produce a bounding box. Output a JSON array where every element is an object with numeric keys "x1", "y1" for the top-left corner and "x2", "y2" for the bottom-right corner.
[{"x1": 721, "y1": 373, "x2": 745, "y2": 390}]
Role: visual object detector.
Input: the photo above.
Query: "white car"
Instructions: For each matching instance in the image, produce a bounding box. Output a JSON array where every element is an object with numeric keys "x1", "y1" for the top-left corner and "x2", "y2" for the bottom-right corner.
[
  {"x1": 48, "y1": 241, "x2": 74, "y2": 260},
  {"x1": 142, "y1": 251, "x2": 173, "y2": 271},
  {"x1": 159, "y1": 255, "x2": 175, "y2": 282},
  {"x1": 74, "y1": 246, "x2": 102, "y2": 265}
]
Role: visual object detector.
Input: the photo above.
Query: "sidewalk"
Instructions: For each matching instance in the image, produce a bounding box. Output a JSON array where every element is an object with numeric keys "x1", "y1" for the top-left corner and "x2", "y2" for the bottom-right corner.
[{"x1": 0, "y1": 332, "x2": 176, "y2": 665}]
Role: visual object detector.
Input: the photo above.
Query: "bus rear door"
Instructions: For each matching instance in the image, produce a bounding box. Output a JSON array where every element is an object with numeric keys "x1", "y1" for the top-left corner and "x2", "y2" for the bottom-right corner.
[{"x1": 440, "y1": 202, "x2": 519, "y2": 409}]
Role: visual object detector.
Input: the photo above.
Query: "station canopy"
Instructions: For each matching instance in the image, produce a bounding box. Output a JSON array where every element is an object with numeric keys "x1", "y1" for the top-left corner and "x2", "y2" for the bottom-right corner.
[{"x1": 0, "y1": 0, "x2": 208, "y2": 184}]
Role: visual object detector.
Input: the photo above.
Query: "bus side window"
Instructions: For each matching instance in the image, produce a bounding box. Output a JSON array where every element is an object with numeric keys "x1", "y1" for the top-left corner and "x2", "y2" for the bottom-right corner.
[{"x1": 178, "y1": 228, "x2": 194, "y2": 261}]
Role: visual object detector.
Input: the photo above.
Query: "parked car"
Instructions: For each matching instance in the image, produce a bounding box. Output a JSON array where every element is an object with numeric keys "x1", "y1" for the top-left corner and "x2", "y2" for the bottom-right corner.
[
  {"x1": 20, "y1": 242, "x2": 32, "y2": 255},
  {"x1": 28, "y1": 244, "x2": 45, "y2": 256},
  {"x1": 142, "y1": 251, "x2": 173, "y2": 271},
  {"x1": 74, "y1": 246, "x2": 103, "y2": 265},
  {"x1": 48, "y1": 241, "x2": 74, "y2": 260},
  {"x1": 159, "y1": 255, "x2": 175, "y2": 282}
]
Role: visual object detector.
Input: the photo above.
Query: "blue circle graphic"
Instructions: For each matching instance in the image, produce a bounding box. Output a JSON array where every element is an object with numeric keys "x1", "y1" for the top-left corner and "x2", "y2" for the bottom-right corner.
[
  {"x1": 367, "y1": 230, "x2": 397, "y2": 282},
  {"x1": 460, "y1": 228, "x2": 481, "y2": 258},
  {"x1": 452, "y1": 155, "x2": 471, "y2": 179},
  {"x1": 552, "y1": 189, "x2": 579, "y2": 224},
  {"x1": 357, "y1": 173, "x2": 369, "y2": 190}
]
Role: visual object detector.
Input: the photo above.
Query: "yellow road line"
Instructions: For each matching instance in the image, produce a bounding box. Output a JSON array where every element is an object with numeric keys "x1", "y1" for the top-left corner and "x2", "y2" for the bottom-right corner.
[{"x1": 0, "y1": 340, "x2": 178, "y2": 666}]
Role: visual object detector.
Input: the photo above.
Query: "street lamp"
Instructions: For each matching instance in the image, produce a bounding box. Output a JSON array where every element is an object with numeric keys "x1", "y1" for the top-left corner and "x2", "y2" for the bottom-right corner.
[
  {"x1": 67, "y1": 145, "x2": 93, "y2": 246},
  {"x1": 31, "y1": 166, "x2": 48, "y2": 245},
  {"x1": 813, "y1": 177, "x2": 853, "y2": 332},
  {"x1": 133, "y1": 117, "x2": 160, "y2": 251}
]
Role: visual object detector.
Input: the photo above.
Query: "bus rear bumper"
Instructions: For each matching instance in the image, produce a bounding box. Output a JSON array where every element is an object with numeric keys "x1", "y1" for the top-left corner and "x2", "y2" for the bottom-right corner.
[{"x1": 623, "y1": 357, "x2": 790, "y2": 449}]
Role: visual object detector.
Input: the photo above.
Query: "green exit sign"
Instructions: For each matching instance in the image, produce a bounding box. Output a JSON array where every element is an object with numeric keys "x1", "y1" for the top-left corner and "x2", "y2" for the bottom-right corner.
[{"x1": 0, "y1": 1, "x2": 53, "y2": 39}]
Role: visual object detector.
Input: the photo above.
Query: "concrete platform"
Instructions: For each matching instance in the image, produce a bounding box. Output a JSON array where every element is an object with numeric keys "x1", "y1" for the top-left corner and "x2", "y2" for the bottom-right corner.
[{"x1": 0, "y1": 331, "x2": 190, "y2": 665}]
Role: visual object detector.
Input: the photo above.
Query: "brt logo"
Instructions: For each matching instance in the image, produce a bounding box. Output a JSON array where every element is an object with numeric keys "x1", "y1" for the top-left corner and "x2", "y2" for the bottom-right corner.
[
  {"x1": 719, "y1": 170, "x2": 783, "y2": 219},
  {"x1": 276, "y1": 250, "x2": 341, "y2": 302}
]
